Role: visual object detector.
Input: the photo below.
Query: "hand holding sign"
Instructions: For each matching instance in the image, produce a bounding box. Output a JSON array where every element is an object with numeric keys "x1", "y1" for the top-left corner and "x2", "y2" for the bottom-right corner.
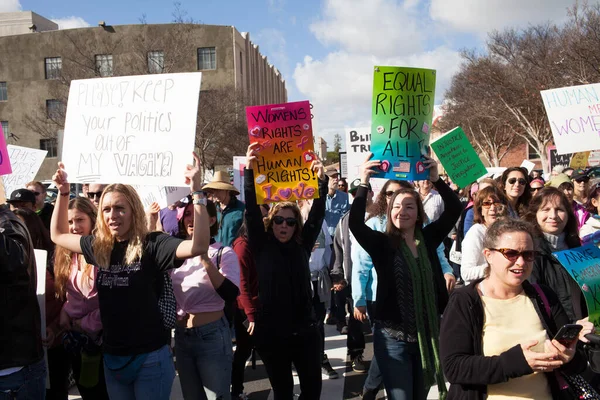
[
  {"x1": 53, "y1": 162, "x2": 70, "y2": 193},
  {"x1": 359, "y1": 153, "x2": 382, "y2": 184},
  {"x1": 422, "y1": 156, "x2": 439, "y2": 183},
  {"x1": 309, "y1": 153, "x2": 325, "y2": 181},
  {"x1": 246, "y1": 142, "x2": 260, "y2": 170},
  {"x1": 184, "y1": 153, "x2": 202, "y2": 192}
]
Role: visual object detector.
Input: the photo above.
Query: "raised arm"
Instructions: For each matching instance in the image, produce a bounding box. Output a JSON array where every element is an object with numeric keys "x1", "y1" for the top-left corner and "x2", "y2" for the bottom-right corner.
[
  {"x1": 50, "y1": 162, "x2": 83, "y2": 254},
  {"x1": 244, "y1": 143, "x2": 267, "y2": 250},
  {"x1": 175, "y1": 153, "x2": 210, "y2": 259},
  {"x1": 302, "y1": 157, "x2": 327, "y2": 253}
]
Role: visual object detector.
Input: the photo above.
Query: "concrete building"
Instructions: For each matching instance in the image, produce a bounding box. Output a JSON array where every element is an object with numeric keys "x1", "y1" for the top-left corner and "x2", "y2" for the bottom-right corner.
[
  {"x1": 0, "y1": 11, "x2": 287, "y2": 180},
  {"x1": 315, "y1": 137, "x2": 327, "y2": 162}
]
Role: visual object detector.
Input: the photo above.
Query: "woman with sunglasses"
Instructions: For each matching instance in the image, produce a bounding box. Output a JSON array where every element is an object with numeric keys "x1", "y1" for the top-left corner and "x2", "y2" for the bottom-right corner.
[
  {"x1": 349, "y1": 153, "x2": 462, "y2": 400},
  {"x1": 572, "y1": 170, "x2": 590, "y2": 205},
  {"x1": 529, "y1": 179, "x2": 544, "y2": 197},
  {"x1": 500, "y1": 167, "x2": 532, "y2": 218},
  {"x1": 441, "y1": 218, "x2": 587, "y2": 399},
  {"x1": 244, "y1": 143, "x2": 327, "y2": 399},
  {"x1": 524, "y1": 188, "x2": 594, "y2": 335},
  {"x1": 460, "y1": 187, "x2": 509, "y2": 285}
]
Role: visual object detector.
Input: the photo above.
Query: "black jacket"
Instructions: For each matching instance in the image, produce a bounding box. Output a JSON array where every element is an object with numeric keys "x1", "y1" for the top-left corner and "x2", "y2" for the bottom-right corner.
[
  {"x1": 244, "y1": 168, "x2": 327, "y2": 340},
  {"x1": 440, "y1": 280, "x2": 587, "y2": 400},
  {"x1": 0, "y1": 208, "x2": 43, "y2": 369},
  {"x1": 530, "y1": 238, "x2": 586, "y2": 321},
  {"x1": 349, "y1": 178, "x2": 462, "y2": 325}
]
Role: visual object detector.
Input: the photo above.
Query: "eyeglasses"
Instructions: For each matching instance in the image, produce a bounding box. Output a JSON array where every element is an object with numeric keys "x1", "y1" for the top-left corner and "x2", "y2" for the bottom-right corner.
[
  {"x1": 489, "y1": 248, "x2": 538, "y2": 262},
  {"x1": 272, "y1": 216, "x2": 297, "y2": 227},
  {"x1": 507, "y1": 178, "x2": 527, "y2": 186},
  {"x1": 385, "y1": 190, "x2": 396, "y2": 198},
  {"x1": 87, "y1": 191, "x2": 103, "y2": 200},
  {"x1": 530, "y1": 186, "x2": 543, "y2": 192},
  {"x1": 481, "y1": 201, "x2": 506, "y2": 212},
  {"x1": 575, "y1": 177, "x2": 590, "y2": 183},
  {"x1": 338, "y1": 184, "x2": 347, "y2": 188}
]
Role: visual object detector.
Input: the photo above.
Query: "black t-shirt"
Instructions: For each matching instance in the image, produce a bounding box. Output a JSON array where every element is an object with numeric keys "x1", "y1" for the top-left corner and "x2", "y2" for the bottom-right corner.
[
  {"x1": 38, "y1": 202, "x2": 54, "y2": 231},
  {"x1": 80, "y1": 232, "x2": 184, "y2": 356}
]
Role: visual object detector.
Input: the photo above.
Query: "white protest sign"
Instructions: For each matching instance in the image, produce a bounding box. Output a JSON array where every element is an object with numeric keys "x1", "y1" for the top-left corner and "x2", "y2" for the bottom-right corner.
[
  {"x1": 345, "y1": 128, "x2": 371, "y2": 182},
  {"x1": 541, "y1": 83, "x2": 600, "y2": 155},
  {"x1": 132, "y1": 185, "x2": 189, "y2": 210},
  {"x1": 339, "y1": 152, "x2": 348, "y2": 179},
  {"x1": 233, "y1": 156, "x2": 246, "y2": 203},
  {"x1": 2, "y1": 145, "x2": 47, "y2": 197},
  {"x1": 62, "y1": 73, "x2": 202, "y2": 185},
  {"x1": 34, "y1": 249, "x2": 50, "y2": 388},
  {"x1": 520, "y1": 160, "x2": 536, "y2": 174}
]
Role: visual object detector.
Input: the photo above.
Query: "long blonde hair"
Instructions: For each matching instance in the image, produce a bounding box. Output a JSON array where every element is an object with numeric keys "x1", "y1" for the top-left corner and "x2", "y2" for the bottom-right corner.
[
  {"x1": 54, "y1": 197, "x2": 97, "y2": 299},
  {"x1": 93, "y1": 184, "x2": 148, "y2": 269}
]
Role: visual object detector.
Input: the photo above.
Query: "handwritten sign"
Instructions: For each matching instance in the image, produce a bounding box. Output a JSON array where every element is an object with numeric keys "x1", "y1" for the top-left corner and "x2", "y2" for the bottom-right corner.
[
  {"x1": 2, "y1": 145, "x2": 47, "y2": 197},
  {"x1": 570, "y1": 151, "x2": 591, "y2": 169},
  {"x1": 232, "y1": 156, "x2": 246, "y2": 203},
  {"x1": 430, "y1": 127, "x2": 487, "y2": 188},
  {"x1": 345, "y1": 128, "x2": 371, "y2": 182},
  {"x1": 370, "y1": 66, "x2": 436, "y2": 181},
  {"x1": 245, "y1": 100, "x2": 317, "y2": 203},
  {"x1": 132, "y1": 185, "x2": 189, "y2": 210},
  {"x1": 62, "y1": 73, "x2": 202, "y2": 185},
  {"x1": 541, "y1": 83, "x2": 600, "y2": 155},
  {"x1": 547, "y1": 145, "x2": 573, "y2": 171},
  {"x1": 0, "y1": 124, "x2": 12, "y2": 176}
]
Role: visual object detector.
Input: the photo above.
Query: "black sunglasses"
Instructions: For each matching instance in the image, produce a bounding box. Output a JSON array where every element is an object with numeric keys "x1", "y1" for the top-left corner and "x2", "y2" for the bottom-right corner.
[
  {"x1": 507, "y1": 178, "x2": 527, "y2": 186},
  {"x1": 530, "y1": 186, "x2": 543, "y2": 192},
  {"x1": 87, "y1": 191, "x2": 103, "y2": 200},
  {"x1": 490, "y1": 248, "x2": 538, "y2": 262},
  {"x1": 575, "y1": 177, "x2": 590, "y2": 183},
  {"x1": 272, "y1": 216, "x2": 297, "y2": 227},
  {"x1": 385, "y1": 190, "x2": 396, "y2": 198}
]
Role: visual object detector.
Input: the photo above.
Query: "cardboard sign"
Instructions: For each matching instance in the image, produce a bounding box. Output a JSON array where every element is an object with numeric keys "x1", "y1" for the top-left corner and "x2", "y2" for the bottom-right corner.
[
  {"x1": 345, "y1": 129, "x2": 371, "y2": 183},
  {"x1": 542, "y1": 83, "x2": 600, "y2": 155},
  {"x1": 61, "y1": 73, "x2": 202, "y2": 185},
  {"x1": 520, "y1": 159, "x2": 536, "y2": 174},
  {"x1": 339, "y1": 152, "x2": 348, "y2": 179},
  {"x1": 547, "y1": 145, "x2": 572, "y2": 171},
  {"x1": 132, "y1": 185, "x2": 189, "y2": 210},
  {"x1": 0, "y1": 124, "x2": 12, "y2": 176},
  {"x1": 232, "y1": 156, "x2": 246, "y2": 203},
  {"x1": 430, "y1": 127, "x2": 487, "y2": 188},
  {"x1": 553, "y1": 244, "x2": 600, "y2": 327},
  {"x1": 370, "y1": 66, "x2": 436, "y2": 181},
  {"x1": 2, "y1": 145, "x2": 48, "y2": 198},
  {"x1": 245, "y1": 100, "x2": 318, "y2": 203},
  {"x1": 589, "y1": 150, "x2": 600, "y2": 167},
  {"x1": 570, "y1": 151, "x2": 591, "y2": 169}
]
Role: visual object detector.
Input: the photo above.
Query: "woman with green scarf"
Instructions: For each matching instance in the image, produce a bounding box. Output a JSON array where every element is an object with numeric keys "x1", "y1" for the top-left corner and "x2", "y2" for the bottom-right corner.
[{"x1": 349, "y1": 153, "x2": 462, "y2": 400}]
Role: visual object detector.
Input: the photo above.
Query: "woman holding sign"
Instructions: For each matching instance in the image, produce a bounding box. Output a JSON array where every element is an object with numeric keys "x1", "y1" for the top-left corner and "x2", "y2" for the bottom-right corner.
[
  {"x1": 244, "y1": 142, "x2": 327, "y2": 400},
  {"x1": 50, "y1": 154, "x2": 210, "y2": 400},
  {"x1": 349, "y1": 153, "x2": 462, "y2": 400}
]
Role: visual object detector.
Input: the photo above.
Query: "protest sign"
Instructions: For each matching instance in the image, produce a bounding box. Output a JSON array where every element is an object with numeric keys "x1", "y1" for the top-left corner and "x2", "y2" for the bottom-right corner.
[
  {"x1": 2, "y1": 145, "x2": 47, "y2": 197},
  {"x1": 542, "y1": 83, "x2": 600, "y2": 155},
  {"x1": 370, "y1": 66, "x2": 436, "y2": 181},
  {"x1": 345, "y1": 128, "x2": 371, "y2": 182},
  {"x1": 548, "y1": 145, "x2": 572, "y2": 171},
  {"x1": 0, "y1": 124, "x2": 12, "y2": 176},
  {"x1": 570, "y1": 151, "x2": 591, "y2": 169},
  {"x1": 339, "y1": 152, "x2": 348, "y2": 179},
  {"x1": 430, "y1": 127, "x2": 487, "y2": 188},
  {"x1": 589, "y1": 151, "x2": 600, "y2": 167},
  {"x1": 520, "y1": 160, "x2": 536, "y2": 174},
  {"x1": 233, "y1": 156, "x2": 246, "y2": 203},
  {"x1": 132, "y1": 185, "x2": 189, "y2": 210},
  {"x1": 61, "y1": 73, "x2": 201, "y2": 185},
  {"x1": 553, "y1": 244, "x2": 600, "y2": 327},
  {"x1": 245, "y1": 100, "x2": 317, "y2": 203}
]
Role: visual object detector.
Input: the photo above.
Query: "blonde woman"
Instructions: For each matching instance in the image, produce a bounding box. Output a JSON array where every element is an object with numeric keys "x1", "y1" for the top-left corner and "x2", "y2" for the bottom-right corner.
[{"x1": 50, "y1": 154, "x2": 210, "y2": 400}]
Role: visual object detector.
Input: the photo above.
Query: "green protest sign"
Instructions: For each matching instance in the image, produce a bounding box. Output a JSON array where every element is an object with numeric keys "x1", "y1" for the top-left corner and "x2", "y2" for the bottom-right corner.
[
  {"x1": 430, "y1": 126, "x2": 487, "y2": 188},
  {"x1": 370, "y1": 66, "x2": 436, "y2": 181},
  {"x1": 553, "y1": 244, "x2": 600, "y2": 328}
]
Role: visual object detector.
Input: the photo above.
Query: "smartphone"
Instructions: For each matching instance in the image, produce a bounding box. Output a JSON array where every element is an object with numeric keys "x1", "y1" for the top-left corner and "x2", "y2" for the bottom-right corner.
[
  {"x1": 242, "y1": 318, "x2": 250, "y2": 330},
  {"x1": 553, "y1": 324, "x2": 583, "y2": 346}
]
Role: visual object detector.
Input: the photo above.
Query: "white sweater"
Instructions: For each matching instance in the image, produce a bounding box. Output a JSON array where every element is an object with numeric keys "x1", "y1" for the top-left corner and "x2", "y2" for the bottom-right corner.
[{"x1": 460, "y1": 224, "x2": 488, "y2": 285}]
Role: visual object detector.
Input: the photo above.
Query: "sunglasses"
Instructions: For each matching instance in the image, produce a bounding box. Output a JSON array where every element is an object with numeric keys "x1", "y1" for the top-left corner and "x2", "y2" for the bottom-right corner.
[
  {"x1": 272, "y1": 216, "x2": 297, "y2": 227},
  {"x1": 575, "y1": 177, "x2": 590, "y2": 183},
  {"x1": 481, "y1": 201, "x2": 505, "y2": 211},
  {"x1": 87, "y1": 191, "x2": 103, "y2": 200},
  {"x1": 490, "y1": 248, "x2": 538, "y2": 262},
  {"x1": 507, "y1": 178, "x2": 527, "y2": 186},
  {"x1": 385, "y1": 190, "x2": 396, "y2": 198},
  {"x1": 530, "y1": 186, "x2": 543, "y2": 192}
]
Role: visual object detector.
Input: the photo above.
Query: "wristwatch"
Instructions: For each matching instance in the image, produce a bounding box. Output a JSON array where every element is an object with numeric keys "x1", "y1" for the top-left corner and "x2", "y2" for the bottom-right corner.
[{"x1": 193, "y1": 197, "x2": 207, "y2": 206}]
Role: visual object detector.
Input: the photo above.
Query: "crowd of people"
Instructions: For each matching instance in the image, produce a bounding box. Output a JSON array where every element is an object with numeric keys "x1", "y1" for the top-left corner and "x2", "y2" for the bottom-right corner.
[{"x1": 2, "y1": 145, "x2": 600, "y2": 400}]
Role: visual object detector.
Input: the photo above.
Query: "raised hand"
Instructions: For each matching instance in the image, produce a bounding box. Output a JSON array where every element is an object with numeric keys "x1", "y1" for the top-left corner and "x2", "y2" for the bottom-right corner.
[
  {"x1": 184, "y1": 152, "x2": 202, "y2": 192},
  {"x1": 422, "y1": 156, "x2": 439, "y2": 182},
  {"x1": 246, "y1": 142, "x2": 260, "y2": 169},
  {"x1": 359, "y1": 153, "x2": 381, "y2": 184},
  {"x1": 309, "y1": 153, "x2": 325, "y2": 180},
  {"x1": 52, "y1": 162, "x2": 70, "y2": 194}
]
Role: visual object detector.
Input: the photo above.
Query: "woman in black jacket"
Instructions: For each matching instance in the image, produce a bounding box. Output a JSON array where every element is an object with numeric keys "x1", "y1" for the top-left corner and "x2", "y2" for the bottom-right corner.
[
  {"x1": 440, "y1": 218, "x2": 587, "y2": 400},
  {"x1": 244, "y1": 143, "x2": 327, "y2": 400},
  {"x1": 349, "y1": 153, "x2": 462, "y2": 400}
]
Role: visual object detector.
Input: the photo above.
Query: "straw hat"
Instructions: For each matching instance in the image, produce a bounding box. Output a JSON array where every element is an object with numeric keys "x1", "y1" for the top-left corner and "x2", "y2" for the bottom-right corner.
[{"x1": 202, "y1": 171, "x2": 239, "y2": 195}]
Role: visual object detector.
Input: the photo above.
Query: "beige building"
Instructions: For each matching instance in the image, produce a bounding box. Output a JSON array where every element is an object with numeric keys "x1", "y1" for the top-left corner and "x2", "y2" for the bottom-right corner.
[{"x1": 0, "y1": 11, "x2": 287, "y2": 180}]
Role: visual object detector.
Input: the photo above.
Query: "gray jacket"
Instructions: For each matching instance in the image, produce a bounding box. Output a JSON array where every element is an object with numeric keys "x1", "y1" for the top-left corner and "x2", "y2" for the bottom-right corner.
[{"x1": 331, "y1": 211, "x2": 352, "y2": 283}]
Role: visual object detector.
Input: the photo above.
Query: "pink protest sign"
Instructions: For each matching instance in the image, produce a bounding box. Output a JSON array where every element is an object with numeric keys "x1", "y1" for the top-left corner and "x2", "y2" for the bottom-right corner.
[
  {"x1": 0, "y1": 124, "x2": 12, "y2": 176},
  {"x1": 245, "y1": 100, "x2": 318, "y2": 203}
]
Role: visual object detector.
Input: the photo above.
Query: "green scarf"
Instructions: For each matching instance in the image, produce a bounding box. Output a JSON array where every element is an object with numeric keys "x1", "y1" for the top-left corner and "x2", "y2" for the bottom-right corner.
[{"x1": 399, "y1": 229, "x2": 447, "y2": 400}]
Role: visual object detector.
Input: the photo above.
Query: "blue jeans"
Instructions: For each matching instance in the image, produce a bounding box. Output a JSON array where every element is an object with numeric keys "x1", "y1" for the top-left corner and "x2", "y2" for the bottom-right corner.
[
  {"x1": 103, "y1": 345, "x2": 175, "y2": 400},
  {"x1": 0, "y1": 358, "x2": 46, "y2": 400},
  {"x1": 373, "y1": 325, "x2": 429, "y2": 400},
  {"x1": 175, "y1": 317, "x2": 233, "y2": 400}
]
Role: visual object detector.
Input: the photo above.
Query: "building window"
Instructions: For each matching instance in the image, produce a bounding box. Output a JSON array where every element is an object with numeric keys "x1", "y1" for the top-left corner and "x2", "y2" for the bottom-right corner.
[
  {"x1": 95, "y1": 54, "x2": 113, "y2": 77},
  {"x1": 40, "y1": 138, "x2": 58, "y2": 157},
  {"x1": 0, "y1": 121, "x2": 8, "y2": 139},
  {"x1": 528, "y1": 143, "x2": 539, "y2": 160},
  {"x1": 197, "y1": 47, "x2": 216, "y2": 70},
  {"x1": 45, "y1": 57, "x2": 62, "y2": 79},
  {"x1": 46, "y1": 99, "x2": 64, "y2": 120},
  {"x1": 148, "y1": 51, "x2": 164, "y2": 74},
  {"x1": 0, "y1": 82, "x2": 6, "y2": 101}
]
